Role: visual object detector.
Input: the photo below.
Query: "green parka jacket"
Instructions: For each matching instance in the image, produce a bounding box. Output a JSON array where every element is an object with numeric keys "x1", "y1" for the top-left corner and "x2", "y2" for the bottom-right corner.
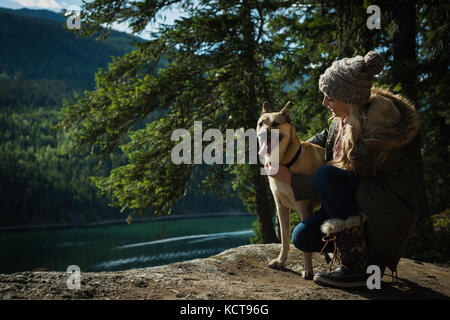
[{"x1": 307, "y1": 87, "x2": 420, "y2": 273}]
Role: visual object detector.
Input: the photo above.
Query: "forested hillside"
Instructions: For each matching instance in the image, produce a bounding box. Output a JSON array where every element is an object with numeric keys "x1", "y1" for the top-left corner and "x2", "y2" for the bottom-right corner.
[
  {"x1": 53, "y1": 0, "x2": 449, "y2": 264},
  {"x1": 0, "y1": 8, "x2": 245, "y2": 227}
]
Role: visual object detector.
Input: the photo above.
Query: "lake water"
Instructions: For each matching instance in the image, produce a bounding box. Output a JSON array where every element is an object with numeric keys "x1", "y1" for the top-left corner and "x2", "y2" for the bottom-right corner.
[{"x1": 0, "y1": 215, "x2": 256, "y2": 274}]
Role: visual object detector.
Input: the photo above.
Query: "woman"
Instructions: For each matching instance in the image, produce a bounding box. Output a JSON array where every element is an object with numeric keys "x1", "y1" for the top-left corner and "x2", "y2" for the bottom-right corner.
[{"x1": 268, "y1": 51, "x2": 420, "y2": 288}]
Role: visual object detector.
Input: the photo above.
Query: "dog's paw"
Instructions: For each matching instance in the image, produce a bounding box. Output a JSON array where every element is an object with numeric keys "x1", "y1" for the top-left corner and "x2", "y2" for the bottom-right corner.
[
  {"x1": 268, "y1": 258, "x2": 285, "y2": 269},
  {"x1": 302, "y1": 269, "x2": 314, "y2": 280}
]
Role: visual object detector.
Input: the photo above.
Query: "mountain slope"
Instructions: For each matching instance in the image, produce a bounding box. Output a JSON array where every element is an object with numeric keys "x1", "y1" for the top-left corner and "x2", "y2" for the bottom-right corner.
[
  {"x1": 0, "y1": 7, "x2": 67, "y2": 22},
  {"x1": 0, "y1": 7, "x2": 246, "y2": 227},
  {"x1": 0, "y1": 8, "x2": 139, "y2": 90}
]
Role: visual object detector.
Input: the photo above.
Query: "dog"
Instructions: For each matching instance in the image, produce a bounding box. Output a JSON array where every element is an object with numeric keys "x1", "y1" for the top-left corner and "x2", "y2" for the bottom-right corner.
[{"x1": 257, "y1": 101, "x2": 325, "y2": 279}]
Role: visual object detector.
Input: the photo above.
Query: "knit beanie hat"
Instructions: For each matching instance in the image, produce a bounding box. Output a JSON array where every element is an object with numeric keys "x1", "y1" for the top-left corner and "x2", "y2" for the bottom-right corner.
[{"x1": 319, "y1": 51, "x2": 384, "y2": 106}]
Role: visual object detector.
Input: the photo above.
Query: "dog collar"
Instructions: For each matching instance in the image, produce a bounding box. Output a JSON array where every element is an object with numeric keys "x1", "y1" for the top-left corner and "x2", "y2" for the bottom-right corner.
[{"x1": 285, "y1": 145, "x2": 302, "y2": 169}]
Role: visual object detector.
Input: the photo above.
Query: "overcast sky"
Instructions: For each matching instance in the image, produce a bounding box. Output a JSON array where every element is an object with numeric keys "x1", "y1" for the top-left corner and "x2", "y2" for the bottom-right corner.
[{"x1": 1, "y1": 0, "x2": 185, "y2": 38}]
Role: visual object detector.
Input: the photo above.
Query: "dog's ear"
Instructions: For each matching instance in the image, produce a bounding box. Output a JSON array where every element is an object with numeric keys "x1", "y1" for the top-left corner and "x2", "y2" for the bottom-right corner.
[
  {"x1": 280, "y1": 101, "x2": 291, "y2": 113},
  {"x1": 280, "y1": 101, "x2": 293, "y2": 124},
  {"x1": 261, "y1": 101, "x2": 270, "y2": 114}
]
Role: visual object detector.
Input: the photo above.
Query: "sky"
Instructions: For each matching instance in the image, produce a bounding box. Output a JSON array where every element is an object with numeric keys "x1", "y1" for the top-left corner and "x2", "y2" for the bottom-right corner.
[
  {"x1": 1, "y1": 0, "x2": 185, "y2": 38},
  {"x1": 2, "y1": 0, "x2": 81, "y2": 10}
]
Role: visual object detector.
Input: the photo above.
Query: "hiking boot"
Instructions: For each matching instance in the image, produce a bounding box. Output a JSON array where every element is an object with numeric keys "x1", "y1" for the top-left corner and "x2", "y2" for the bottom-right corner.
[{"x1": 313, "y1": 214, "x2": 369, "y2": 288}]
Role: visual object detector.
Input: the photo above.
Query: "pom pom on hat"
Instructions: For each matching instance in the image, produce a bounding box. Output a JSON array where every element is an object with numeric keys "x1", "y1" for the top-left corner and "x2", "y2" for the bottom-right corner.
[{"x1": 363, "y1": 51, "x2": 384, "y2": 76}]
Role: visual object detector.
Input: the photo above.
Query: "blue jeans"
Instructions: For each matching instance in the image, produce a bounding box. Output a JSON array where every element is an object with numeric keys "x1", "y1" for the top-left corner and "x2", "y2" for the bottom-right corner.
[{"x1": 291, "y1": 165, "x2": 360, "y2": 253}]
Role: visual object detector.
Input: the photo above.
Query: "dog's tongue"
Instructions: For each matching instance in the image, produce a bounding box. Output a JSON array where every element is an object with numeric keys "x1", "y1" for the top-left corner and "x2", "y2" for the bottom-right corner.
[{"x1": 258, "y1": 140, "x2": 271, "y2": 157}]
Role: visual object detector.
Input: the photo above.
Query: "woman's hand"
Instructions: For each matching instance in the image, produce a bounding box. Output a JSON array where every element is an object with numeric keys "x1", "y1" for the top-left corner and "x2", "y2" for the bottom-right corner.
[{"x1": 265, "y1": 162, "x2": 291, "y2": 185}]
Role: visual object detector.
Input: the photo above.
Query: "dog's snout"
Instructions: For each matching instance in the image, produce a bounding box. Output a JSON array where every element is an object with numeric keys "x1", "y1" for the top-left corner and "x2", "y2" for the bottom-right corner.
[
  {"x1": 257, "y1": 128, "x2": 272, "y2": 143},
  {"x1": 257, "y1": 127, "x2": 268, "y2": 139}
]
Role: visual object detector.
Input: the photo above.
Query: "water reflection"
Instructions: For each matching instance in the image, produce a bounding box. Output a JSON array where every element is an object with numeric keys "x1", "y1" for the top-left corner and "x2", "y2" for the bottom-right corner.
[
  {"x1": 0, "y1": 216, "x2": 255, "y2": 273},
  {"x1": 116, "y1": 230, "x2": 254, "y2": 249}
]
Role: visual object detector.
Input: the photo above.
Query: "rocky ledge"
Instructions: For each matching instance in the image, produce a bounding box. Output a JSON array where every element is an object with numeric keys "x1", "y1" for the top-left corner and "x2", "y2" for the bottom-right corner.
[{"x1": 0, "y1": 244, "x2": 449, "y2": 300}]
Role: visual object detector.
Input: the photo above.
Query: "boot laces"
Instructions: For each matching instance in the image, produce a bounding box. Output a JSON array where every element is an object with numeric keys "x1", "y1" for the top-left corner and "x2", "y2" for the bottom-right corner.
[{"x1": 320, "y1": 235, "x2": 341, "y2": 273}]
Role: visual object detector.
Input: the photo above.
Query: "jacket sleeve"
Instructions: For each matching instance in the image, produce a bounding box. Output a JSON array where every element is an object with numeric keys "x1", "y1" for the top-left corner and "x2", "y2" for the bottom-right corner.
[{"x1": 306, "y1": 127, "x2": 328, "y2": 148}]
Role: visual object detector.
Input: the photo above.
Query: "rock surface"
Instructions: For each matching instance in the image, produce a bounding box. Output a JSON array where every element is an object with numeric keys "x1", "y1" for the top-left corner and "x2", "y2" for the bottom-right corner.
[{"x1": 0, "y1": 244, "x2": 449, "y2": 300}]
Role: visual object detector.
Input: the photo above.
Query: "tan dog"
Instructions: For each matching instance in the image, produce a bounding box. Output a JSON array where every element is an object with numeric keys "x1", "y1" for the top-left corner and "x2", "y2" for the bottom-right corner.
[{"x1": 257, "y1": 101, "x2": 325, "y2": 279}]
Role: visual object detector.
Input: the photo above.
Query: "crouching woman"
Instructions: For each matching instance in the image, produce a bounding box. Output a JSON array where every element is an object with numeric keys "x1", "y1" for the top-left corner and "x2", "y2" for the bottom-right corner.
[{"x1": 270, "y1": 51, "x2": 420, "y2": 288}]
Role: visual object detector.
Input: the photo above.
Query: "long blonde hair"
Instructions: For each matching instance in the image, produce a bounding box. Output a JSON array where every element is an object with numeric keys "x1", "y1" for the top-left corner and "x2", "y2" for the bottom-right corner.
[
  {"x1": 328, "y1": 101, "x2": 394, "y2": 175},
  {"x1": 328, "y1": 104, "x2": 367, "y2": 172}
]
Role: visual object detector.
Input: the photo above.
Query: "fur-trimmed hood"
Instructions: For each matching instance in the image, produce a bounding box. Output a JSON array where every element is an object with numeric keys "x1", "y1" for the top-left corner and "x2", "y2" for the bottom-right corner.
[{"x1": 360, "y1": 87, "x2": 420, "y2": 149}]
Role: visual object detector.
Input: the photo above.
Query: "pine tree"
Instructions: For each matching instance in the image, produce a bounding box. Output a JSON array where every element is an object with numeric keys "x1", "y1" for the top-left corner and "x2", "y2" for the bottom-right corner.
[{"x1": 59, "y1": 0, "x2": 306, "y2": 243}]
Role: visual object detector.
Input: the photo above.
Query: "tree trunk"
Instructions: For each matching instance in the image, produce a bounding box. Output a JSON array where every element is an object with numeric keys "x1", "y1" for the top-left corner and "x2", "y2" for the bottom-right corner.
[
  {"x1": 240, "y1": 1, "x2": 278, "y2": 243},
  {"x1": 391, "y1": 0, "x2": 430, "y2": 219},
  {"x1": 253, "y1": 173, "x2": 279, "y2": 243},
  {"x1": 336, "y1": 0, "x2": 356, "y2": 58}
]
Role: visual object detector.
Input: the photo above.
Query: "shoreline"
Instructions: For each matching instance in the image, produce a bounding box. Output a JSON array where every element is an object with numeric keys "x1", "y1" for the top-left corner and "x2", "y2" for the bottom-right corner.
[
  {"x1": 1, "y1": 244, "x2": 449, "y2": 300},
  {"x1": 0, "y1": 211, "x2": 253, "y2": 233}
]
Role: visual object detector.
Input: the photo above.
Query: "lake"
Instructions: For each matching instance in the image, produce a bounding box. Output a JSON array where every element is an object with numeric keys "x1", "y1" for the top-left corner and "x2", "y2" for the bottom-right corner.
[{"x1": 0, "y1": 215, "x2": 256, "y2": 274}]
